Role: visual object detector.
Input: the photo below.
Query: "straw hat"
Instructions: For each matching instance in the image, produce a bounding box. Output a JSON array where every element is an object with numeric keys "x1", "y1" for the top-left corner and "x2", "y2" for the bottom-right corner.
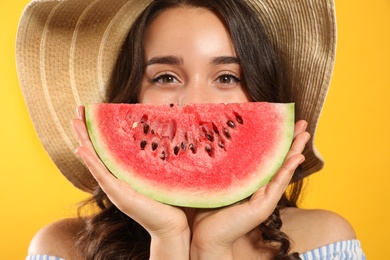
[{"x1": 16, "y1": 0, "x2": 337, "y2": 193}]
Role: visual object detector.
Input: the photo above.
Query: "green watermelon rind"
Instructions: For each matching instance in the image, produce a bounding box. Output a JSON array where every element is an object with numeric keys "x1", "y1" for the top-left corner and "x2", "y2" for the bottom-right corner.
[{"x1": 85, "y1": 103, "x2": 294, "y2": 208}]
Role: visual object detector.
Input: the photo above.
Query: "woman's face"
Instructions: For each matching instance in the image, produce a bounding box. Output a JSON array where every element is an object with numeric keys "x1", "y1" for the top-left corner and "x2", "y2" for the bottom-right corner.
[{"x1": 138, "y1": 7, "x2": 249, "y2": 105}]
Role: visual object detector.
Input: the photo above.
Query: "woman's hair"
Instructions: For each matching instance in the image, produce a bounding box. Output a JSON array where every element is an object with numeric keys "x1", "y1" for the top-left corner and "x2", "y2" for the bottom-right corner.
[{"x1": 76, "y1": 0, "x2": 303, "y2": 259}]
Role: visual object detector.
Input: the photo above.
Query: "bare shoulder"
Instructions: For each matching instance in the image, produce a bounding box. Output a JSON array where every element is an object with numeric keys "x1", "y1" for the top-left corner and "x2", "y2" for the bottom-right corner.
[
  {"x1": 281, "y1": 207, "x2": 357, "y2": 253},
  {"x1": 28, "y1": 218, "x2": 83, "y2": 259}
]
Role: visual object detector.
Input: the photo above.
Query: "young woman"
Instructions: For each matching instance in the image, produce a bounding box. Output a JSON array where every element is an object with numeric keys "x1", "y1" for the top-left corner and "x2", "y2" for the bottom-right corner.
[{"x1": 16, "y1": 0, "x2": 366, "y2": 259}]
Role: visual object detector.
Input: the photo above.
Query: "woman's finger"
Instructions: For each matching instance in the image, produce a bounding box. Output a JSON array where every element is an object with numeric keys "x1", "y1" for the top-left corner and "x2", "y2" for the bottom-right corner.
[
  {"x1": 294, "y1": 120, "x2": 308, "y2": 138},
  {"x1": 255, "y1": 153, "x2": 305, "y2": 206},
  {"x1": 73, "y1": 124, "x2": 188, "y2": 234},
  {"x1": 193, "y1": 151, "x2": 305, "y2": 244},
  {"x1": 286, "y1": 123, "x2": 310, "y2": 160},
  {"x1": 76, "y1": 105, "x2": 86, "y2": 122},
  {"x1": 72, "y1": 119, "x2": 157, "y2": 218},
  {"x1": 71, "y1": 117, "x2": 100, "y2": 159}
]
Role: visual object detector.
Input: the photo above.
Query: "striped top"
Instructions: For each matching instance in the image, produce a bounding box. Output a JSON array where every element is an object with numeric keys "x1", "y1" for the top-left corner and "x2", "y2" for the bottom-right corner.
[
  {"x1": 26, "y1": 239, "x2": 365, "y2": 260},
  {"x1": 26, "y1": 256, "x2": 64, "y2": 260},
  {"x1": 300, "y1": 240, "x2": 366, "y2": 260}
]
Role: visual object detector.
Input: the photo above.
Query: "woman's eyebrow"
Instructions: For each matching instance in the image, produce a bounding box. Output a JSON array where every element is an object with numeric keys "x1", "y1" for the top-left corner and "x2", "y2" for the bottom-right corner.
[
  {"x1": 146, "y1": 55, "x2": 184, "y2": 66},
  {"x1": 145, "y1": 55, "x2": 240, "y2": 67},
  {"x1": 210, "y1": 56, "x2": 240, "y2": 65}
]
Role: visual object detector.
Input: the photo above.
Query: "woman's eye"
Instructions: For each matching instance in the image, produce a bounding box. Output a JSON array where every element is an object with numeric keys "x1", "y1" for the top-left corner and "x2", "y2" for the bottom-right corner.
[
  {"x1": 215, "y1": 74, "x2": 241, "y2": 84},
  {"x1": 152, "y1": 74, "x2": 178, "y2": 84}
]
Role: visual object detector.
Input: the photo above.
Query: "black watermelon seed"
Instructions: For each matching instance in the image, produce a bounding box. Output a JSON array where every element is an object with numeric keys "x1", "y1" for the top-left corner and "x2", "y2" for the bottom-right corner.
[
  {"x1": 205, "y1": 144, "x2": 212, "y2": 155},
  {"x1": 227, "y1": 120, "x2": 235, "y2": 129},
  {"x1": 143, "y1": 124, "x2": 150, "y2": 134},
  {"x1": 189, "y1": 144, "x2": 196, "y2": 153},
  {"x1": 140, "y1": 140, "x2": 147, "y2": 150},
  {"x1": 223, "y1": 128, "x2": 231, "y2": 139},
  {"x1": 170, "y1": 103, "x2": 174, "y2": 107},
  {"x1": 140, "y1": 114, "x2": 148, "y2": 123},
  {"x1": 152, "y1": 142, "x2": 158, "y2": 151},
  {"x1": 181, "y1": 142, "x2": 186, "y2": 150},
  {"x1": 236, "y1": 115, "x2": 243, "y2": 124},
  {"x1": 212, "y1": 123, "x2": 220, "y2": 135},
  {"x1": 218, "y1": 142, "x2": 225, "y2": 149},
  {"x1": 160, "y1": 151, "x2": 166, "y2": 160},
  {"x1": 206, "y1": 133, "x2": 214, "y2": 142},
  {"x1": 174, "y1": 146, "x2": 180, "y2": 155}
]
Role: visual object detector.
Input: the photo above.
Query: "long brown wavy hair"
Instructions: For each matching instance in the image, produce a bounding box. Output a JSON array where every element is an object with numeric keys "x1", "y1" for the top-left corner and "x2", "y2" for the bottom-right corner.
[{"x1": 75, "y1": 0, "x2": 304, "y2": 259}]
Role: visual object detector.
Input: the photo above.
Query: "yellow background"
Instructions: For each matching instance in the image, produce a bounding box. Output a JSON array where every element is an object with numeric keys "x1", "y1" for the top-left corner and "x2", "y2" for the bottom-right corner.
[{"x1": 1, "y1": 0, "x2": 389, "y2": 259}]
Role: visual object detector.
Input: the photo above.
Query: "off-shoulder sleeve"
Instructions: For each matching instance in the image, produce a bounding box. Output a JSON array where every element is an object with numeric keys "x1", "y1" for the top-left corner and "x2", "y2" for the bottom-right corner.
[{"x1": 300, "y1": 239, "x2": 366, "y2": 260}]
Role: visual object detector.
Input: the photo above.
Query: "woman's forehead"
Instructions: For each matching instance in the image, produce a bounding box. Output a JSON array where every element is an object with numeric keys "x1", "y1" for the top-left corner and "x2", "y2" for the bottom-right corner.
[{"x1": 143, "y1": 7, "x2": 236, "y2": 60}]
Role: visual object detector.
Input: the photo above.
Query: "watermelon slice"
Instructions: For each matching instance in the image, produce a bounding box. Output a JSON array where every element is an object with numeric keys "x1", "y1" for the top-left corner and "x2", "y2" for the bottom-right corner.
[{"x1": 85, "y1": 102, "x2": 294, "y2": 208}]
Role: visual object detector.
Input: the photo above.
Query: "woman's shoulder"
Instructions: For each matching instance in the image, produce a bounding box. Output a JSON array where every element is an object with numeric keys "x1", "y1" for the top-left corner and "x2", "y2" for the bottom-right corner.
[
  {"x1": 281, "y1": 207, "x2": 357, "y2": 253},
  {"x1": 28, "y1": 218, "x2": 83, "y2": 259}
]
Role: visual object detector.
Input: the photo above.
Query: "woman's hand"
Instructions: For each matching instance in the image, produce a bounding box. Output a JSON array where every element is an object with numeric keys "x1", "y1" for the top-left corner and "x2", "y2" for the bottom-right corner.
[
  {"x1": 71, "y1": 106, "x2": 190, "y2": 260},
  {"x1": 190, "y1": 120, "x2": 310, "y2": 259}
]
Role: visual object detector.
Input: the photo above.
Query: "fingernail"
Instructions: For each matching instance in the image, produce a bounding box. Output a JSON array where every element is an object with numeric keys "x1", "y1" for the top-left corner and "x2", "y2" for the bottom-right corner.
[
  {"x1": 299, "y1": 155, "x2": 306, "y2": 165},
  {"x1": 303, "y1": 121, "x2": 308, "y2": 131},
  {"x1": 76, "y1": 107, "x2": 81, "y2": 119}
]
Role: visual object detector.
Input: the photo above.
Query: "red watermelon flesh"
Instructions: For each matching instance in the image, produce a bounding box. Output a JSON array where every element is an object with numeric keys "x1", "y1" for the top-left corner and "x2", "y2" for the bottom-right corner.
[{"x1": 85, "y1": 102, "x2": 294, "y2": 208}]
